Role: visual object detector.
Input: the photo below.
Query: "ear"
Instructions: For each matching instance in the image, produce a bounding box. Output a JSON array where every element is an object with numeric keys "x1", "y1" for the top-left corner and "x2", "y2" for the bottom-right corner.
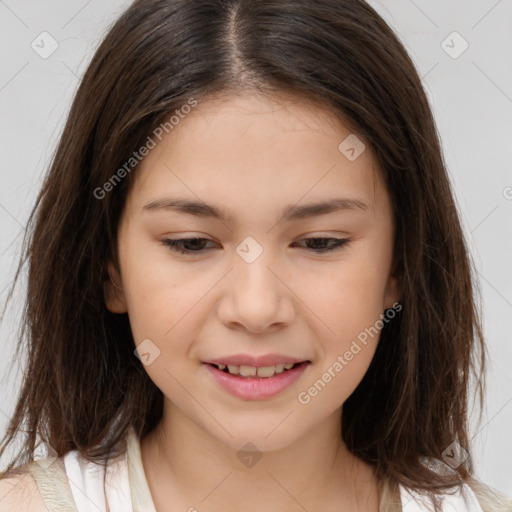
[
  {"x1": 383, "y1": 270, "x2": 401, "y2": 311},
  {"x1": 103, "y1": 261, "x2": 128, "y2": 313}
]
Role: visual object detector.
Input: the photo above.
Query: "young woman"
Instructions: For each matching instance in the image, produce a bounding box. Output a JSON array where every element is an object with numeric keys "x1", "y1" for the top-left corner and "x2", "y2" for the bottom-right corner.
[{"x1": 0, "y1": 0, "x2": 510, "y2": 510}]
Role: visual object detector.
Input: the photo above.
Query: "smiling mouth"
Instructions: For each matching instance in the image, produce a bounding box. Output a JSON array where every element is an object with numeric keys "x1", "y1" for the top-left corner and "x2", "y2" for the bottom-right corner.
[
  {"x1": 207, "y1": 362, "x2": 305, "y2": 378},
  {"x1": 204, "y1": 361, "x2": 311, "y2": 400}
]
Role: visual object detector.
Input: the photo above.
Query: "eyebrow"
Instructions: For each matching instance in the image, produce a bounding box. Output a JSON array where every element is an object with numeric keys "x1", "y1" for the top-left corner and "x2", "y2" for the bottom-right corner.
[{"x1": 142, "y1": 197, "x2": 369, "y2": 222}]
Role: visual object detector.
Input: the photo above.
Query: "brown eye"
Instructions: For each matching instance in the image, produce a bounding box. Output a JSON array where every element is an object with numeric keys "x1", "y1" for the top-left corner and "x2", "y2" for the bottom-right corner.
[
  {"x1": 161, "y1": 237, "x2": 217, "y2": 254},
  {"x1": 293, "y1": 237, "x2": 350, "y2": 253}
]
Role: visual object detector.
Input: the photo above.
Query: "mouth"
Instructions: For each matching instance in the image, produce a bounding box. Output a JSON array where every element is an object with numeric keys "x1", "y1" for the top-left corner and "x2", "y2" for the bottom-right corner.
[
  {"x1": 206, "y1": 362, "x2": 305, "y2": 378},
  {"x1": 203, "y1": 360, "x2": 311, "y2": 400}
]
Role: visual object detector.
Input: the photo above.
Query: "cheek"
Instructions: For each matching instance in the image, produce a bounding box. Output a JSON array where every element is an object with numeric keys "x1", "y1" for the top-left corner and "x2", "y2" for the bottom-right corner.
[
  {"x1": 296, "y1": 275, "x2": 381, "y2": 412},
  {"x1": 295, "y1": 246, "x2": 390, "y2": 397},
  {"x1": 124, "y1": 273, "x2": 209, "y2": 351},
  {"x1": 300, "y1": 258, "x2": 390, "y2": 342},
  {"x1": 118, "y1": 229, "x2": 210, "y2": 341},
  {"x1": 122, "y1": 267, "x2": 211, "y2": 397},
  {"x1": 293, "y1": 347, "x2": 375, "y2": 429}
]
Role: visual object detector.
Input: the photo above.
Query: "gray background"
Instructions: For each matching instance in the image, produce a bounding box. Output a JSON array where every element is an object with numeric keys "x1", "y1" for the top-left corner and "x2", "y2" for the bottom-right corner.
[{"x1": 1, "y1": 0, "x2": 511, "y2": 496}]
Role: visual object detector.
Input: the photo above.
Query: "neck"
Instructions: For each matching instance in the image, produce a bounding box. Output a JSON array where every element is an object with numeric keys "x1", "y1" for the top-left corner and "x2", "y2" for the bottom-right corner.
[{"x1": 140, "y1": 398, "x2": 379, "y2": 511}]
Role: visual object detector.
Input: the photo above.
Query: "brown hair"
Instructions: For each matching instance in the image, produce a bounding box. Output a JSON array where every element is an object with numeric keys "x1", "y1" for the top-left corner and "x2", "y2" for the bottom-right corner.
[{"x1": 0, "y1": 0, "x2": 486, "y2": 504}]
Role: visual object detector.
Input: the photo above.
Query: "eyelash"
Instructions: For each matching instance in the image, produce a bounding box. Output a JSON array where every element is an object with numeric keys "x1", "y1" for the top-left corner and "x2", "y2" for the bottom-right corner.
[{"x1": 161, "y1": 237, "x2": 350, "y2": 255}]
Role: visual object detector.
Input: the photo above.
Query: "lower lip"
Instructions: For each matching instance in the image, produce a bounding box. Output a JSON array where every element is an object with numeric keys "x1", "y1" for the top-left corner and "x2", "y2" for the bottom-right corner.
[{"x1": 203, "y1": 362, "x2": 310, "y2": 400}]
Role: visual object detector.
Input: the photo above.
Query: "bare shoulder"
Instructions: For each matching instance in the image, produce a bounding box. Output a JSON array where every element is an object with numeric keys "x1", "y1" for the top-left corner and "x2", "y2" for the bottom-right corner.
[{"x1": 0, "y1": 471, "x2": 48, "y2": 512}]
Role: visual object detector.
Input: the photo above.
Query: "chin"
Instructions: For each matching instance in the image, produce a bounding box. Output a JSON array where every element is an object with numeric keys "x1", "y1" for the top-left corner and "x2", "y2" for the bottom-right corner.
[{"x1": 211, "y1": 421, "x2": 305, "y2": 453}]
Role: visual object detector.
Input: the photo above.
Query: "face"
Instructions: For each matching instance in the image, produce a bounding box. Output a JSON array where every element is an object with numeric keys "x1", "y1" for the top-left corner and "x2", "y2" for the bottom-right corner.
[{"x1": 105, "y1": 92, "x2": 400, "y2": 452}]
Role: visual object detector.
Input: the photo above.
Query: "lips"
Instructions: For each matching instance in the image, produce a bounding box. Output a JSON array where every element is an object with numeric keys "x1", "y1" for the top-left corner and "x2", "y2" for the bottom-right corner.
[{"x1": 204, "y1": 360, "x2": 310, "y2": 400}]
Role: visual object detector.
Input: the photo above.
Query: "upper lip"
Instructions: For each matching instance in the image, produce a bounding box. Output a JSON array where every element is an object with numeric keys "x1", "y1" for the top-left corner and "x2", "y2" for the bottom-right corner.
[{"x1": 204, "y1": 354, "x2": 310, "y2": 367}]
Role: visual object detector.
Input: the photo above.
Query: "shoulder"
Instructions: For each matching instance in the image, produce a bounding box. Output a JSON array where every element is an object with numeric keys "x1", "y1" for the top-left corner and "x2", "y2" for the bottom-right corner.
[
  {"x1": 0, "y1": 456, "x2": 78, "y2": 512},
  {"x1": 0, "y1": 470, "x2": 48, "y2": 512}
]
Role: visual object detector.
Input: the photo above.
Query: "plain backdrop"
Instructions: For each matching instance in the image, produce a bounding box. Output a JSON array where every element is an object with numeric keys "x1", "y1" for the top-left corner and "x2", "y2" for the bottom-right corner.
[{"x1": 1, "y1": 0, "x2": 511, "y2": 497}]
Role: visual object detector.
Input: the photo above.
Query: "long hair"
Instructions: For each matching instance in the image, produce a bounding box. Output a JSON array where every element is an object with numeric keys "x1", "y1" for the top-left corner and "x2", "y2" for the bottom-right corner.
[{"x1": 1, "y1": 0, "x2": 486, "y2": 500}]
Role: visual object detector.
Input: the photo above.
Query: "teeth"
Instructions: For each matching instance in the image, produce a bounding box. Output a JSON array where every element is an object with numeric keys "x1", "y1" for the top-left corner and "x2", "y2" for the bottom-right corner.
[
  {"x1": 256, "y1": 366, "x2": 276, "y2": 378},
  {"x1": 227, "y1": 365, "x2": 239, "y2": 375},
  {"x1": 216, "y1": 363, "x2": 298, "y2": 377},
  {"x1": 240, "y1": 365, "x2": 257, "y2": 377}
]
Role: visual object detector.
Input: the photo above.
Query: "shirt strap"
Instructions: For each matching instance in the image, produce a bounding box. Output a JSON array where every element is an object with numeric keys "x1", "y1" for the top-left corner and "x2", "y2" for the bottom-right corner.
[{"x1": 25, "y1": 457, "x2": 79, "y2": 511}]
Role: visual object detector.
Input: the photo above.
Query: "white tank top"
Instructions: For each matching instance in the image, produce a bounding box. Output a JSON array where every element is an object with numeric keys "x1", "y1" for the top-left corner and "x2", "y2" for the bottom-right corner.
[{"x1": 28, "y1": 426, "x2": 485, "y2": 512}]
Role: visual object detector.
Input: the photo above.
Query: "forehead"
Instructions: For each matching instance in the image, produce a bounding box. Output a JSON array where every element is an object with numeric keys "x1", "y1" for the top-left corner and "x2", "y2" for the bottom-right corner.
[{"x1": 126, "y1": 93, "x2": 387, "y2": 219}]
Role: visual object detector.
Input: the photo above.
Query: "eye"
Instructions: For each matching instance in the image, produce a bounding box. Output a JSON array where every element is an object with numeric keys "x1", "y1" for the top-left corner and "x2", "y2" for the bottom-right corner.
[
  {"x1": 292, "y1": 237, "x2": 351, "y2": 253},
  {"x1": 161, "y1": 237, "x2": 218, "y2": 254},
  {"x1": 161, "y1": 236, "x2": 350, "y2": 255}
]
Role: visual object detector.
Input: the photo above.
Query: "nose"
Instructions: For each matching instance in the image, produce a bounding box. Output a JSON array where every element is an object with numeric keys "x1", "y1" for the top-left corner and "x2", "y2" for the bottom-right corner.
[{"x1": 216, "y1": 250, "x2": 296, "y2": 334}]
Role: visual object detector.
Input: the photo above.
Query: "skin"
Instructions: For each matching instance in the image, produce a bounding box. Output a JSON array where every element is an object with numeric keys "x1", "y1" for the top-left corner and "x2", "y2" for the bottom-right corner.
[{"x1": 105, "y1": 92, "x2": 400, "y2": 512}]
